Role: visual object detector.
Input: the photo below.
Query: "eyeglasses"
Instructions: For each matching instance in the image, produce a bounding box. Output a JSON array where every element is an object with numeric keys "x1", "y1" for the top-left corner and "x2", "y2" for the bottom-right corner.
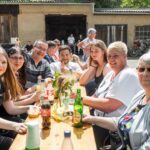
[
  {"x1": 10, "y1": 56, "x2": 24, "y2": 60},
  {"x1": 137, "y1": 67, "x2": 150, "y2": 73}
]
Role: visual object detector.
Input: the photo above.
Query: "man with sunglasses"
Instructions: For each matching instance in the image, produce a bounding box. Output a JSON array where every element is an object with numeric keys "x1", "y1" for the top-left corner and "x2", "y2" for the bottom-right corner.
[{"x1": 24, "y1": 40, "x2": 52, "y2": 89}]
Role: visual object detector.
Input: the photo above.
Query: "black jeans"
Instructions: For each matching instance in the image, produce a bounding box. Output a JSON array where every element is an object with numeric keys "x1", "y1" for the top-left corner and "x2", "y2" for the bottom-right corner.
[{"x1": 0, "y1": 135, "x2": 13, "y2": 150}]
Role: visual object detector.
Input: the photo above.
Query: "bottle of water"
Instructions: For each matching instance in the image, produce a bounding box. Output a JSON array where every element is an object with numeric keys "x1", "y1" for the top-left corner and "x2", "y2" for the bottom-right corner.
[{"x1": 61, "y1": 130, "x2": 74, "y2": 150}]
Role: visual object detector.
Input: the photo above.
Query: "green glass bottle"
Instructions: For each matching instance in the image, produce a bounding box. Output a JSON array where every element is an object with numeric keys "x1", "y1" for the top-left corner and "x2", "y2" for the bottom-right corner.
[
  {"x1": 25, "y1": 148, "x2": 40, "y2": 150},
  {"x1": 73, "y1": 88, "x2": 83, "y2": 128}
]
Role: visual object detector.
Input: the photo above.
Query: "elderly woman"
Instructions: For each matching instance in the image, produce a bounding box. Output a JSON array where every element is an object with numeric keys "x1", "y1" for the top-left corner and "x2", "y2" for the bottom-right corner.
[
  {"x1": 82, "y1": 41, "x2": 141, "y2": 149},
  {"x1": 83, "y1": 52, "x2": 150, "y2": 150}
]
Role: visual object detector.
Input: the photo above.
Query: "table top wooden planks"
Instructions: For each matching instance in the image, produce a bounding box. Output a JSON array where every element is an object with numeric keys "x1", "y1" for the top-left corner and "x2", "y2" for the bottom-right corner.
[{"x1": 9, "y1": 85, "x2": 97, "y2": 150}]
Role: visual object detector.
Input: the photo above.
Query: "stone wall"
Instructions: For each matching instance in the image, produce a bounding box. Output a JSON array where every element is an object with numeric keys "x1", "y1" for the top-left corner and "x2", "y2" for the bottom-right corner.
[{"x1": 18, "y1": 3, "x2": 150, "y2": 46}]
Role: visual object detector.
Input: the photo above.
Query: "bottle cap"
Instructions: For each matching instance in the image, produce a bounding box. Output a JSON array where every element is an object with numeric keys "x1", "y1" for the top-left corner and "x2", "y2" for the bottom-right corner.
[{"x1": 64, "y1": 130, "x2": 71, "y2": 137}]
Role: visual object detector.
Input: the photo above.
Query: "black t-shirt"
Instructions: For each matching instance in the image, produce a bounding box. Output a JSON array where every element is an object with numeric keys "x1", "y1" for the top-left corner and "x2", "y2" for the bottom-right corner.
[
  {"x1": 0, "y1": 82, "x2": 11, "y2": 117},
  {"x1": 0, "y1": 82, "x2": 4, "y2": 106}
]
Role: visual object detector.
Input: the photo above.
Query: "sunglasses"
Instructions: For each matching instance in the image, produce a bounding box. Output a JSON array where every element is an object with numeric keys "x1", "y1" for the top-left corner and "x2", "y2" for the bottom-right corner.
[{"x1": 137, "y1": 67, "x2": 150, "y2": 72}]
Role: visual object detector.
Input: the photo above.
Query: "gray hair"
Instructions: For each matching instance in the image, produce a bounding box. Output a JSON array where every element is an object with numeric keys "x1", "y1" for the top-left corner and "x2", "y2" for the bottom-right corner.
[
  {"x1": 88, "y1": 28, "x2": 96, "y2": 34},
  {"x1": 33, "y1": 40, "x2": 47, "y2": 47},
  {"x1": 108, "y1": 41, "x2": 128, "y2": 54},
  {"x1": 138, "y1": 52, "x2": 150, "y2": 65}
]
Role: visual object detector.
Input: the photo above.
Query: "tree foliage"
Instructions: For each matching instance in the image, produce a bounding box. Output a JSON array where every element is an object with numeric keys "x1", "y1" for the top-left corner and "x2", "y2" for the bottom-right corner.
[
  {"x1": 121, "y1": 0, "x2": 150, "y2": 8},
  {"x1": 94, "y1": 0, "x2": 150, "y2": 8},
  {"x1": 94, "y1": 0, "x2": 121, "y2": 8}
]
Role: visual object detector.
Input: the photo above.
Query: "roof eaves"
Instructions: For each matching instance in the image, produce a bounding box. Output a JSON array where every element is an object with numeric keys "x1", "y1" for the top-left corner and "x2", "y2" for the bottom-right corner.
[{"x1": 94, "y1": 8, "x2": 150, "y2": 15}]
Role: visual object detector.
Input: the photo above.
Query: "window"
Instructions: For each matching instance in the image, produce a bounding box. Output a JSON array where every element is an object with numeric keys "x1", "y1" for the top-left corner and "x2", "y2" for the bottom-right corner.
[
  {"x1": 95, "y1": 24, "x2": 127, "y2": 46},
  {"x1": 135, "y1": 25, "x2": 150, "y2": 40}
]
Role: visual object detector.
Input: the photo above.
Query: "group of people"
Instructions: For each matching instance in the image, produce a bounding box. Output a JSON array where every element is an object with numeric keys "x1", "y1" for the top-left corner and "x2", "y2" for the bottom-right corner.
[{"x1": 0, "y1": 27, "x2": 150, "y2": 150}]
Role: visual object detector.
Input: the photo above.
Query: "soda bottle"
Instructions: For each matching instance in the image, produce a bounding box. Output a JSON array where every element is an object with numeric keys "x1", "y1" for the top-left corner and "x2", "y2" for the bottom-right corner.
[
  {"x1": 41, "y1": 101, "x2": 51, "y2": 129},
  {"x1": 61, "y1": 130, "x2": 74, "y2": 150},
  {"x1": 72, "y1": 88, "x2": 83, "y2": 128}
]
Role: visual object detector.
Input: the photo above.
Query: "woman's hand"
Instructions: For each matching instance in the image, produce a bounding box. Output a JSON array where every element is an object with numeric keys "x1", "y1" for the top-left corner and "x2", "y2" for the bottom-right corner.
[
  {"x1": 14, "y1": 123, "x2": 27, "y2": 134},
  {"x1": 25, "y1": 86, "x2": 36, "y2": 94},
  {"x1": 32, "y1": 91, "x2": 41, "y2": 102},
  {"x1": 90, "y1": 60, "x2": 98, "y2": 68},
  {"x1": 82, "y1": 114, "x2": 94, "y2": 124},
  {"x1": 72, "y1": 54, "x2": 80, "y2": 62}
]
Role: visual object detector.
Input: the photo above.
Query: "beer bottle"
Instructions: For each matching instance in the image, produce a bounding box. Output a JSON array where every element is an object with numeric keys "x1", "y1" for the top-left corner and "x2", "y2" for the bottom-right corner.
[{"x1": 73, "y1": 88, "x2": 83, "y2": 128}]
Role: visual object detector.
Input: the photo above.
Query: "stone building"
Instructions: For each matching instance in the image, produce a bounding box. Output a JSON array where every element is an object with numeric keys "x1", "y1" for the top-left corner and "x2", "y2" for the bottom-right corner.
[{"x1": 0, "y1": 2, "x2": 150, "y2": 47}]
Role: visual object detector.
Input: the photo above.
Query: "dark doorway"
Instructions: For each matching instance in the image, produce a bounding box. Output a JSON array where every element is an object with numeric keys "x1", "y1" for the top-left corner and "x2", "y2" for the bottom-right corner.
[
  {"x1": 0, "y1": 5, "x2": 19, "y2": 43},
  {"x1": 45, "y1": 14, "x2": 86, "y2": 44}
]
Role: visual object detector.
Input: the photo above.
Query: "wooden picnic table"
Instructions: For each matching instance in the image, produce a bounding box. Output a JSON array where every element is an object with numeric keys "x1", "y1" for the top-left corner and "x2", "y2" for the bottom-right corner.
[{"x1": 9, "y1": 85, "x2": 97, "y2": 150}]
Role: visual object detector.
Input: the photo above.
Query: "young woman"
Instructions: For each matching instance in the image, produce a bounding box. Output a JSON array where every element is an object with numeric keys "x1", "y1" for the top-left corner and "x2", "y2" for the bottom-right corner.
[
  {"x1": 79, "y1": 40, "x2": 111, "y2": 96},
  {"x1": 7, "y1": 46, "x2": 40, "y2": 105},
  {"x1": 0, "y1": 46, "x2": 27, "y2": 149},
  {"x1": 7, "y1": 46, "x2": 26, "y2": 89}
]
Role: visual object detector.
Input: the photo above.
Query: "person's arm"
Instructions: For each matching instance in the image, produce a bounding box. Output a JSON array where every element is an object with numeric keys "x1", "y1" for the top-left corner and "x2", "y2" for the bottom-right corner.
[
  {"x1": 77, "y1": 41, "x2": 84, "y2": 49},
  {"x1": 79, "y1": 66, "x2": 96, "y2": 85},
  {"x1": 0, "y1": 118, "x2": 27, "y2": 134},
  {"x1": 3, "y1": 100, "x2": 30, "y2": 115},
  {"x1": 72, "y1": 54, "x2": 87, "y2": 70},
  {"x1": 25, "y1": 86, "x2": 36, "y2": 94},
  {"x1": 83, "y1": 96, "x2": 123, "y2": 113},
  {"x1": 14, "y1": 91, "x2": 40, "y2": 106},
  {"x1": 83, "y1": 115, "x2": 117, "y2": 131}
]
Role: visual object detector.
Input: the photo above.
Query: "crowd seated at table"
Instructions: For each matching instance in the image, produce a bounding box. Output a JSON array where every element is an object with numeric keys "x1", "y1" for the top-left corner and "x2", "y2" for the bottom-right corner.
[{"x1": 1, "y1": 36, "x2": 150, "y2": 150}]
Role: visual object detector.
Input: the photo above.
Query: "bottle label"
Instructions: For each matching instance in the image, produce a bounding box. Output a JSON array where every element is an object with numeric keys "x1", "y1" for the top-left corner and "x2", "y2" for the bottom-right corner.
[
  {"x1": 41, "y1": 109, "x2": 51, "y2": 117},
  {"x1": 73, "y1": 110, "x2": 81, "y2": 124}
]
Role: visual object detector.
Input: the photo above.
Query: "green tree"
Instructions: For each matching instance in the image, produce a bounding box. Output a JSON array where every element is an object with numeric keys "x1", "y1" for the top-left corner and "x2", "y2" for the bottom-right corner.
[
  {"x1": 94, "y1": 0, "x2": 121, "y2": 8},
  {"x1": 121, "y1": 0, "x2": 150, "y2": 8}
]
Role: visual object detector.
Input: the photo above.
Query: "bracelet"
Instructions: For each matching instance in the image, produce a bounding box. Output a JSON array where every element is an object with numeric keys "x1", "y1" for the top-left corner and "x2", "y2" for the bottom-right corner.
[{"x1": 90, "y1": 65, "x2": 97, "y2": 68}]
